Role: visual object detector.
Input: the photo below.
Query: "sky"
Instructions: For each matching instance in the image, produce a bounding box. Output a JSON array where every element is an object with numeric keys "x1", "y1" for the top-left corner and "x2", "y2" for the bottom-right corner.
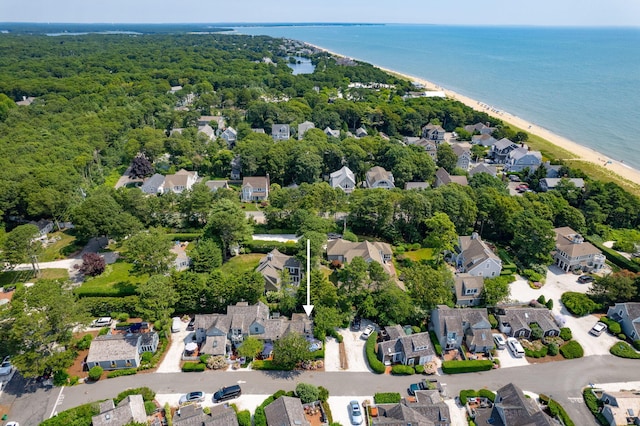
[{"x1": 1, "y1": 0, "x2": 640, "y2": 27}]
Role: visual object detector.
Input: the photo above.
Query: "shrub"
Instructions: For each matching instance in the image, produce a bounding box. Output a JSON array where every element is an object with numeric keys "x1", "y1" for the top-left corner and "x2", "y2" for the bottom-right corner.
[
  {"x1": 199, "y1": 354, "x2": 210, "y2": 364},
  {"x1": 561, "y1": 292, "x2": 600, "y2": 316},
  {"x1": 546, "y1": 299, "x2": 554, "y2": 310},
  {"x1": 115, "y1": 387, "x2": 155, "y2": 404},
  {"x1": 537, "y1": 295, "x2": 546, "y2": 305},
  {"x1": 40, "y1": 402, "x2": 100, "y2": 426},
  {"x1": 547, "y1": 342, "x2": 559, "y2": 356},
  {"x1": 165, "y1": 403, "x2": 172, "y2": 426},
  {"x1": 321, "y1": 401, "x2": 333, "y2": 424},
  {"x1": 207, "y1": 355, "x2": 228, "y2": 370},
  {"x1": 524, "y1": 346, "x2": 548, "y2": 358},
  {"x1": 74, "y1": 334, "x2": 93, "y2": 350},
  {"x1": 610, "y1": 341, "x2": 640, "y2": 359},
  {"x1": 107, "y1": 368, "x2": 137, "y2": 378},
  {"x1": 251, "y1": 360, "x2": 281, "y2": 370},
  {"x1": 547, "y1": 398, "x2": 575, "y2": 426},
  {"x1": 141, "y1": 351, "x2": 153, "y2": 363},
  {"x1": 442, "y1": 360, "x2": 493, "y2": 374},
  {"x1": 53, "y1": 370, "x2": 69, "y2": 387},
  {"x1": 429, "y1": 331, "x2": 443, "y2": 356},
  {"x1": 560, "y1": 341, "x2": 584, "y2": 359},
  {"x1": 391, "y1": 365, "x2": 415, "y2": 375},
  {"x1": 600, "y1": 317, "x2": 622, "y2": 335},
  {"x1": 459, "y1": 389, "x2": 477, "y2": 405},
  {"x1": 374, "y1": 393, "x2": 402, "y2": 404},
  {"x1": 296, "y1": 383, "x2": 319, "y2": 404},
  {"x1": 144, "y1": 401, "x2": 157, "y2": 415},
  {"x1": 559, "y1": 327, "x2": 572, "y2": 341},
  {"x1": 583, "y1": 388, "x2": 608, "y2": 425},
  {"x1": 181, "y1": 362, "x2": 206, "y2": 372},
  {"x1": 237, "y1": 410, "x2": 251, "y2": 426},
  {"x1": 633, "y1": 340, "x2": 640, "y2": 351},
  {"x1": 366, "y1": 332, "x2": 386, "y2": 374},
  {"x1": 88, "y1": 366, "x2": 103, "y2": 381},
  {"x1": 80, "y1": 252, "x2": 106, "y2": 277},
  {"x1": 254, "y1": 407, "x2": 266, "y2": 426},
  {"x1": 98, "y1": 327, "x2": 110, "y2": 336},
  {"x1": 318, "y1": 386, "x2": 329, "y2": 402},
  {"x1": 415, "y1": 364, "x2": 425, "y2": 374},
  {"x1": 529, "y1": 323, "x2": 544, "y2": 341},
  {"x1": 488, "y1": 314, "x2": 498, "y2": 329},
  {"x1": 618, "y1": 333, "x2": 627, "y2": 340},
  {"x1": 478, "y1": 389, "x2": 496, "y2": 402}
]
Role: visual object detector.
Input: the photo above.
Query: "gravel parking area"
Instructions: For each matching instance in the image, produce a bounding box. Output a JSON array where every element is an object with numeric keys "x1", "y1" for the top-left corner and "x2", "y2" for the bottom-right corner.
[
  {"x1": 324, "y1": 322, "x2": 373, "y2": 372},
  {"x1": 324, "y1": 335, "x2": 341, "y2": 371},
  {"x1": 328, "y1": 395, "x2": 372, "y2": 426},
  {"x1": 155, "y1": 393, "x2": 269, "y2": 412},
  {"x1": 495, "y1": 344, "x2": 529, "y2": 368},
  {"x1": 156, "y1": 319, "x2": 193, "y2": 373}
]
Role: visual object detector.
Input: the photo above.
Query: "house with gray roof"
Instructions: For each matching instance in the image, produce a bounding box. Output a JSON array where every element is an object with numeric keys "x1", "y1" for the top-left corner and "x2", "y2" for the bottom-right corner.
[
  {"x1": 365, "y1": 166, "x2": 395, "y2": 189},
  {"x1": 469, "y1": 163, "x2": 498, "y2": 177},
  {"x1": 220, "y1": 127, "x2": 237, "y2": 148},
  {"x1": 194, "y1": 302, "x2": 313, "y2": 357},
  {"x1": 607, "y1": 302, "x2": 640, "y2": 341},
  {"x1": 355, "y1": 126, "x2": 368, "y2": 138},
  {"x1": 329, "y1": 166, "x2": 356, "y2": 194},
  {"x1": 256, "y1": 249, "x2": 302, "y2": 292},
  {"x1": 504, "y1": 147, "x2": 543, "y2": 173},
  {"x1": 231, "y1": 155, "x2": 242, "y2": 180},
  {"x1": 452, "y1": 144, "x2": 472, "y2": 170},
  {"x1": 264, "y1": 396, "x2": 311, "y2": 426},
  {"x1": 272, "y1": 124, "x2": 290, "y2": 141},
  {"x1": 465, "y1": 122, "x2": 496, "y2": 136},
  {"x1": 495, "y1": 307, "x2": 560, "y2": 339},
  {"x1": 141, "y1": 173, "x2": 167, "y2": 194},
  {"x1": 372, "y1": 390, "x2": 451, "y2": 426},
  {"x1": 197, "y1": 115, "x2": 225, "y2": 129},
  {"x1": 411, "y1": 138, "x2": 438, "y2": 161},
  {"x1": 86, "y1": 331, "x2": 159, "y2": 370},
  {"x1": 491, "y1": 138, "x2": 519, "y2": 163},
  {"x1": 487, "y1": 383, "x2": 555, "y2": 426},
  {"x1": 454, "y1": 274, "x2": 485, "y2": 307},
  {"x1": 92, "y1": 395, "x2": 147, "y2": 426},
  {"x1": 472, "y1": 133, "x2": 498, "y2": 147},
  {"x1": 326, "y1": 238, "x2": 394, "y2": 276},
  {"x1": 422, "y1": 124, "x2": 446, "y2": 142},
  {"x1": 173, "y1": 403, "x2": 239, "y2": 426},
  {"x1": 205, "y1": 180, "x2": 230, "y2": 192},
  {"x1": 434, "y1": 168, "x2": 468, "y2": 187},
  {"x1": 539, "y1": 177, "x2": 585, "y2": 192},
  {"x1": 377, "y1": 325, "x2": 435, "y2": 366},
  {"x1": 164, "y1": 169, "x2": 199, "y2": 194},
  {"x1": 198, "y1": 124, "x2": 215, "y2": 140},
  {"x1": 405, "y1": 182, "x2": 430, "y2": 190},
  {"x1": 552, "y1": 227, "x2": 605, "y2": 272},
  {"x1": 297, "y1": 121, "x2": 315, "y2": 140},
  {"x1": 324, "y1": 127, "x2": 340, "y2": 138},
  {"x1": 16, "y1": 96, "x2": 36, "y2": 106},
  {"x1": 242, "y1": 176, "x2": 270, "y2": 202},
  {"x1": 456, "y1": 233, "x2": 502, "y2": 278},
  {"x1": 599, "y1": 390, "x2": 640, "y2": 426},
  {"x1": 431, "y1": 305, "x2": 493, "y2": 353}
]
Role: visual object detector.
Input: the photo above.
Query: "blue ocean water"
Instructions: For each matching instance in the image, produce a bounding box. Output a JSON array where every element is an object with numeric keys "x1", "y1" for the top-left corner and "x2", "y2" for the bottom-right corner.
[{"x1": 236, "y1": 25, "x2": 640, "y2": 169}]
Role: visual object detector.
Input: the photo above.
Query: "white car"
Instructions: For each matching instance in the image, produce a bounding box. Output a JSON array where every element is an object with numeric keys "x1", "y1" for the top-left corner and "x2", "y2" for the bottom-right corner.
[
  {"x1": 361, "y1": 324, "x2": 375, "y2": 340},
  {"x1": 179, "y1": 391, "x2": 205, "y2": 404},
  {"x1": 506, "y1": 337, "x2": 525, "y2": 358},
  {"x1": 349, "y1": 400, "x2": 364, "y2": 425},
  {"x1": 590, "y1": 321, "x2": 607, "y2": 336},
  {"x1": 0, "y1": 356, "x2": 12, "y2": 376},
  {"x1": 91, "y1": 317, "x2": 112, "y2": 327},
  {"x1": 493, "y1": 333, "x2": 506, "y2": 349}
]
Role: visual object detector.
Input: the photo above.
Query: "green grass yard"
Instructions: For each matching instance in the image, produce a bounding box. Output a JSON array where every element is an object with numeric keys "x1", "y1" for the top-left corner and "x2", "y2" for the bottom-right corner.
[
  {"x1": 219, "y1": 254, "x2": 263, "y2": 276},
  {"x1": 40, "y1": 231, "x2": 82, "y2": 261},
  {"x1": 74, "y1": 261, "x2": 148, "y2": 297},
  {"x1": 402, "y1": 248, "x2": 435, "y2": 262}
]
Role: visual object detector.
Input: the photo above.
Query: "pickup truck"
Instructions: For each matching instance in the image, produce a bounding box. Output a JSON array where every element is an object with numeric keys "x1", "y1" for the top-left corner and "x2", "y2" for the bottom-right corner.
[{"x1": 408, "y1": 379, "x2": 438, "y2": 395}]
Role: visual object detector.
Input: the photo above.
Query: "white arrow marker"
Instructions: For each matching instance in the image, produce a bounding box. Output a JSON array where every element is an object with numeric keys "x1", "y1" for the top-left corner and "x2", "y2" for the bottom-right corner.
[{"x1": 303, "y1": 238, "x2": 314, "y2": 317}]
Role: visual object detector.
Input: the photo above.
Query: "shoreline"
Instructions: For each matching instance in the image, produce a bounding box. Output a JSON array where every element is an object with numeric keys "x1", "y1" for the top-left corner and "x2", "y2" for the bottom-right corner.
[{"x1": 306, "y1": 42, "x2": 640, "y2": 187}]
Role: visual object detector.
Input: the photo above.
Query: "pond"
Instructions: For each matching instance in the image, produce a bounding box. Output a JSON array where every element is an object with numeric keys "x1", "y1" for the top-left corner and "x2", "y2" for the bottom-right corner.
[{"x1": 287, "y1": 56, "x2": 315, "y2": 75}]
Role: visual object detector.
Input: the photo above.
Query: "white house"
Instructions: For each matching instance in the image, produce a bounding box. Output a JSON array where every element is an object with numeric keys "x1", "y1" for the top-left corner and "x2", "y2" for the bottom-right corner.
[
  {"x1": 241, "y1": 176, "x2": 270, "y2": 202},
  {"x1": 452, "y1": 144, "x2": 472, "y2": 170},
  {"x1": 297, "y1": 121, "x2": 315, "y2": 139},
  {"x1": 329, "y1": 166, "x2": 356, "y2": 193},
  {"x1": 365, "y1": 166, "x2": 394, "y2": 189},
  {"x1": 504, "y1": 147, "x2": 542, "y2": 173}
]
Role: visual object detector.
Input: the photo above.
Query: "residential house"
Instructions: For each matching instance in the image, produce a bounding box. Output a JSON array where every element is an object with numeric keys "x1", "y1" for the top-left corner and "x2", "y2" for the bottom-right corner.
[
  {"x1": 205, "y1": 180, "x2": 230, "y2": 191},
  {"x1": 324, "y1": 127, "x2": 340, "y2": 138},
  {"x1": 455, "y1": 233, "x2": 502, "y2": 277},
  {"x1": 264, "y1": 396, "x2": 311, "y2": 426},
  {"x1": 163, "y1": 169, "x2": 199, "y2": 194},
  {"x1": 539, "y1": 177, "x2": 585, "y2": 192},
  {"x1": 434, "y1": 168, "x2": 468, "y2": 188},
  {"x1": 504, "y1": 147, "x2": 543, "y2": 173},
  {"x1": 86, "y1": 331, "x2": 159, "y2": 370},
  {"x1": 92, "y1": 395, "x2": 147, "y2": 426},
  {"x1": 198, "y1": 124, "x2": 216, "y2": 140},
  {"x1": 491, "y1": 138, "x2": 519, "y2": 163},
  {"x1": 252, "y1": 128, "x2": 266, "y2": 134},
  {"x1": 408, "y1": 138, "x2": 438, "y2": 161},
  {"x1": 422, "y1": 124, "x2": 446, "y2": 142},
  {"x1": 465, "y1": 122, "x2": 496, "y2": 136},
  {"x1": 298, "y1": 121, "x2": 315, "y2": 140},
  {"x1": 173, "y1": 403, "x2": 239, "y2": 426},
  {"x1": 495, "y1": 307, "x2": 560, "y2": 339},
  {"x1": 30, "y1": 219, "x2": 54, "y2": 237},
  {"x1": 256, "y1": 249, "x2": 303, "y2": 292},
  {"x1": 471, "y1": 133, "x2": 498, "y2": 147},
  {"x1": 355, "y1": 127, "x2": 368, "y2": 138},
  {"x1": 452, "y1": 144, "x2": 472, "y2": 170},
  {"x1": 272, "y1": 124, "x2": 291, "y2": 141},
  {"x1": 171, "y1": 242, "x2": 191, "y2": 271},
  {"x1": 377, "y1": 325, "x2": 435, "y2": 366},
  {"x1": 242, "y1": 176, "x2": 270, "y2": 202},
  {"x1": 607, "y1": 303, "x2": 640, "y2": 341},
  {"x1": 329, "y1": 166, "x2": 356, "y2": 194},
  {"x1": 193, "y1": 302, "x2": 313, "y2": 357},
  {"x1": 431, "y1": 306, "x2": 493, "y2": 353},
  {"x1": 230, "y1": 156, "x2": 242, "y2": 180},
  {"x1": 454, "y1": 274, "x2": 485, "y2": 306},
  {"x1": 326, "y1": 238, "x2": 393, "y2": 275},
  {"x1": 405, "y1": 182, "x2": 430, "y2": 190},
  {"x1": 468, "y1": 163, "x2": 498, "y2": 177},
  {"x1": 220, "y1": 127, "x2": 237, "y2": 148},
  {"x1": 197, "y1": 115, "x2": 226, "y2": 129},
  {"x1": 372, "y1": 390, "x2": 451, "y2": 426},
  {"x1": 486, "y1": 383, "x2": 555, "y2": 426},
  {"x1": 599, "y1": 390, "x2": 640, "y2": 426},
  {"x1": 365, "y1": 166, "x2": 395, "y2": 189},
  {"x1": 16, "y1": 96, "x2": 36, "y2": 106},
  {"x1": 552, "y1": 227, "x2": 605, "y2": 272},
  {"x1": 140, "y1": 173, "x2": 166, "y2": 195},
  {"x1": 168, "y1": 85, "x2": 182, "y2": 93}
]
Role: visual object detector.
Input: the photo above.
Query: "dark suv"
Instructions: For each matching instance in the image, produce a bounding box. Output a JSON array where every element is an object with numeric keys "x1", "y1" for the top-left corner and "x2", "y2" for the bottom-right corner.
[
  {"x1": 578, "y1": 275, "x2": 595, "y2": 284},
  {"x1": 213, "y1": 385, "x2": 241, "y2": 402}
]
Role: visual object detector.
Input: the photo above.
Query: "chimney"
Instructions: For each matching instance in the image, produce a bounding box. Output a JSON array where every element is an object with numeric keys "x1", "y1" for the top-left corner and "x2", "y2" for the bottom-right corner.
[{"x1": 471, "y1": 232, "x2": 479, "y2": 240}]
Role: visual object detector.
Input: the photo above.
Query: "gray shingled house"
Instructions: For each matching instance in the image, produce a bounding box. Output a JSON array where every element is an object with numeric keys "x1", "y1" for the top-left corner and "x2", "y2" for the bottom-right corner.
[
  {"x1": 607, "y1": 302, "x2": 640, "y2": 340},
  {"x1": 377, "y1": 325, "x2": 435, "y2": 366},
  {"x1": 431, "y1": 306, "x2": 493, "y2": 353},
  {"x1": 173, "y1": 403, "x2": 239, "y2": 426},
  {"x1": 264, "y1": 396, "x2": 312, "y2": 426},
  {"x1": 92, "y1": 395, "x2": 147, "y2": 426},
  {"x1": 495, "y1": 307, "x2": 560, "y2": 339},
  {"x1": 256, "y1": 249, "x2": 302, "y2": 292},
  {"x1": 372, "y1": 390, "x2": 451, "y2": 426},
  {"x1": 486, "y1": 383, "x2": 555, "y2": 426},
  {"x1": 454, "y1": 274, "x2": 485, "y2": 307},
  {"x1": 455, "y1": 233, "x2": 502, "y2": 278},
  {"x1": 86, "y1": 332, "x2": 159, "y2": 371}
]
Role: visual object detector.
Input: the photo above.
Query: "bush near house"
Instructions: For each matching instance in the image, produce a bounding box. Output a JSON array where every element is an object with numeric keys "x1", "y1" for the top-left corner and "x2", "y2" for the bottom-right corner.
[
  {"x1": 181, "y1": 362, "x2": 206, "y2": 372},
  {"x1": 524, "y1": 346, "x2": 548, "y2": 358},
  {"x1": 610, "y1": 341, "x2": 640, "y2": 359},
  {"x1": 391, "y1": 365, "x2": 415, "y2": 375},
  {"x1": 415, "y1": 364, "x2": 425, "y2": 374},
  {"x1": 366, "y1": 332, "x2": 386, "y2": 374},
  {"x1": 459, "y1": 389, "x2": 496, "y2": 405},
  {"x1": 374, "y1": 393, "x2": 402, "y2": 404},
  {"x1": 442, "y1": 360, "x2": 493, "y2": 374},
  {"x1": 559, "y1": 341, "x2": 584, "y2": 359},
  {"x1": 88, "y1": 366, "x2": 103, "y2": 381},
  {"x1": 559, "y1": 327, "x2": 572, "y2": 341},
  {"x1": 488, "y1": 314, "x2": 498, "y2": 329},
  {"x1": 429, "y1": 331, "x2": 443, "y2": 356},
  {"x1": 107, "y1": 368, "x2": 137, "y2": 379},
  {"x1": 599, "y1": 317, "x2": 622, "y2": 335},
  {"x1": 40, "y1": 401, "x2": 100, "y2": 426},
  {"x1": 583, "y1": 388, "x2": 609, "y2": 426},
  {"x1": 114, "y1": 387, "x2": 156, "y2": 404},
  {"x1": 560, "y1": 292, "x2": 601, "y2": 316},
  {"x1": 539, "y1": 394, "x2": 575, "y2": 426}
]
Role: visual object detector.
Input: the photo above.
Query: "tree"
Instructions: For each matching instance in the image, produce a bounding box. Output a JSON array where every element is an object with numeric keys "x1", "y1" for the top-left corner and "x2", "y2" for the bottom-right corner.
[
  {"x1": 123, "y1": 228, "x2": 176, "y2": 275},
  {"x1": 205, "y1": 199, "x2": 253, "y2": 257},
  {"x1": 436, "y1": 143, "x2": 458, "y2": 173},
  {"x1": 171, "y1": 271, "x2": 207, "y2": 313},
  {"x1": 312, "y1": 306, "x2": 345, "y2": 340},
  {"x1": 272, "y1": 332, "x2": 313, "y2": 370},
  {"x1": 137, "y1": 275, "x2": 178, "y2": 327},
  {"x1": 296, "y1": 383, "x2": 320, "y2": 404},
  {"x1": 422, "y1": 213, "x2": 458, "y2": 264},
  {"x1": 80, "y1": 252, "x2": 106, "y2": 276},
  {"x1": 339, "y1": 256, "x2": 369, "y2": 295},
  {"x1": 482, "y1": 276, "x2": 512, "y2": 306},
  {"x1": 510, "y1": 210, "x2": 555, "y2": 267},
  {"x1": 1, "y1": 280, "x2": 90, "y2": 378},
  {"x1": 189, "y1": 238, "x2": 222, "y2": 273},
  {"x1": 3, "y1": 224, "x2": 41, "y2": 271},
  {"x1": 589, "y1": 271, "x2": 639, "y2": 305},
  {"x1": 128, "y1": 155, "x2": 154, "y2": 179},
  {"x1": 403, "y1": 264, "x2": 454, "y2": 311},
  {"x1": 374, "y1": 283, "x2": 415, "y2": 326},
  {"x1": 71, "y1": 192, "x2": 142, "y2": 242},
  {"x1": 237, "y1": 336, "x2": 264, "y2": 360}
]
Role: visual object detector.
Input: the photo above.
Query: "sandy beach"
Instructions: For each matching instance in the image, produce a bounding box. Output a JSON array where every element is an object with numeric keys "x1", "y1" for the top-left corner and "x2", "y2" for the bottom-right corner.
[{"x1": 306, "y1": 43, "x2": 640, "y2": 187}]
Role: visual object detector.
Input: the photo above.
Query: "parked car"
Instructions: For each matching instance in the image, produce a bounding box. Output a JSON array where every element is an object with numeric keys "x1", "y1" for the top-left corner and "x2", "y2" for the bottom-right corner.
[
  {"x1": 179, "y1": 391, "x2": 205, "y2": 404},
  {"x1": 349, "y1": 400, "x2": 364, "y2": 425},
  {"x1": 213, "y1": 385, "x2": 241, "y2": 403},
  {"x1": 351, "y1": 316, "x2": 361, "y2": 331},
  {"x1": 0, "y1": 356, "x2": 12, "y2": 376},
  {"x1": 408, "y1": 379, "x2": 437, "y2": 395},
  {"x1": 171, "y1": 316, "x2": 182, "y2": 333},
  {"x1": 186, "y1": 317, "x2": 195, "y2": 331},
  {"x1": 91, "y1": 317, "x2": 112, "y2": 327},
  {"x1": 493, "y1": 333, "x2": 507, "y2": 349},
  {"x1": 506, "y1": 337, "x2": 525, "y2": 358},
  {"x1": 360, "y1": 324, "x2": 375, "y2": 340},
  {"x1": 578, "y1": 275, "x2": 595, "y2": 284},
  {"x1": 590, "y1": 321, "x2": 607, "y2": 336}
]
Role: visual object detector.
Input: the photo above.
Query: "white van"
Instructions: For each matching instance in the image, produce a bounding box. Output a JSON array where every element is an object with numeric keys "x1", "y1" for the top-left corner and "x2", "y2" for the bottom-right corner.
[
  {"x1": 171, "y1": 317, "x2": 182, "y2": 333},
  {"x1": 507, "y1": 337, "x2": 525, "y2": 358}
]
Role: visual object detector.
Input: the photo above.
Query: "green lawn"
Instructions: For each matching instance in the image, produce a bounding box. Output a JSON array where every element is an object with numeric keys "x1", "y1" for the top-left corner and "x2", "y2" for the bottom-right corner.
[
  {"x1": 40, "y1": 231, "x2": 82, "y2": 261},
  {"x1": 402, "y1": 248, "x2": 435, "y2": 262},
  {"x1": 74, "y1": 261, "x2": 148, "y2": 297},
  {"x1": 38, "y1": 268, "x2": 69, "y2": 281},
  {"x1": 219, "y1": 254, "x2": 263, "y2": 276},
  {"x1": 240, "y1": 202, "x2": 261, "y2": 212}
]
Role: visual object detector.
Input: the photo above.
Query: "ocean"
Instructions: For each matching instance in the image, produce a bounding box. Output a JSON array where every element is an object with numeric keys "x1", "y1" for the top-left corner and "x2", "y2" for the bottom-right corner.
[{"x1": 235, "y1": 25, "x2": 640, "y2": 170}]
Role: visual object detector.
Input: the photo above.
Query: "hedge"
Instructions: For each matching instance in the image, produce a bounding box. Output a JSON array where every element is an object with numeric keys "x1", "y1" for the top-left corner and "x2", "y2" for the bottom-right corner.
[
  {"x1": 237, "y1": 410, "x2": 251, "y2": 426},
  {"x1": 586, "y1": 236, "x2": 640, "y2": 273},
  {"x1": 442, "y1": 360, "x2": 493, "y2": 374},
  {"x1": 391, "y1": 365, "x2": 415, "y2": 375},
  {"x1": 610, "y1": 341, "x2": 640, "y2": 359},
  {"x1": 488, "y1": 314, "x2": 498, "y2": 329},
  {"x1": 460, "y1": 389, "x2": 497, "y2": 405},
  {"x1": 478, "y1": 389, "x2": 496, "y2": 402},
  {"x1": 366, "y1": 332, "x2": 386, "y2": 374},
  {"x1": 374, "y1": 393, "x2": 402, "y2": 404},
  {"x1": 559, "y1": 327, "x2": 572, "y2": 341},
  {"x1": 541, "y1": 395, "x2": 575, "y2": 426},
  {"x1": 429, "y1": 331, "x2": 443, "y2": 356},
  {"x1": 107, "y1": 368, "x2": 137, "y2": 379},
  {"x1": 252, "y1": 360, "x2": 282, "y2": 370},
  {"x1": 524, "y1": 346, "x2": 548, "y2": 358},
  {"x1": 244, "y1": 240, "x2": 298, "y2": 255},
  {"x1": 583, "y1": 388, "x2": 609, "y2": 426},
  {"x1": 181, "y1": 362, "x2": 206, "y2": 372},
  {"x1": 80, "y1": 295, "x2": 141, "y2": 316},
  {"x1": 88, "y1": 366, "x2": 103, "y2": 381},
  {"x1": 40, "y1": 402, "x2": 100, "y2": 426},
  {"x1": 560, "y1": 292, "x2": 601, "y2": 316},
  {"x1": 254, "y1": 391, "x2": 291, "y2": 426},
  {"x1": 167, "y1": 233, "x2": 202, "y2": 242},
  {"x1": 599, "y1": 317, "x2": 622, "y2": 335},
  {"x1": 559, "y1": 341, "x2": 584, "y2": 359},
  {"x1": 415, "y1": 364, "x2": 425, "y2": 374},
  {"x1": 144, "y1": 401, "x2": 157, "y2": 415}
]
